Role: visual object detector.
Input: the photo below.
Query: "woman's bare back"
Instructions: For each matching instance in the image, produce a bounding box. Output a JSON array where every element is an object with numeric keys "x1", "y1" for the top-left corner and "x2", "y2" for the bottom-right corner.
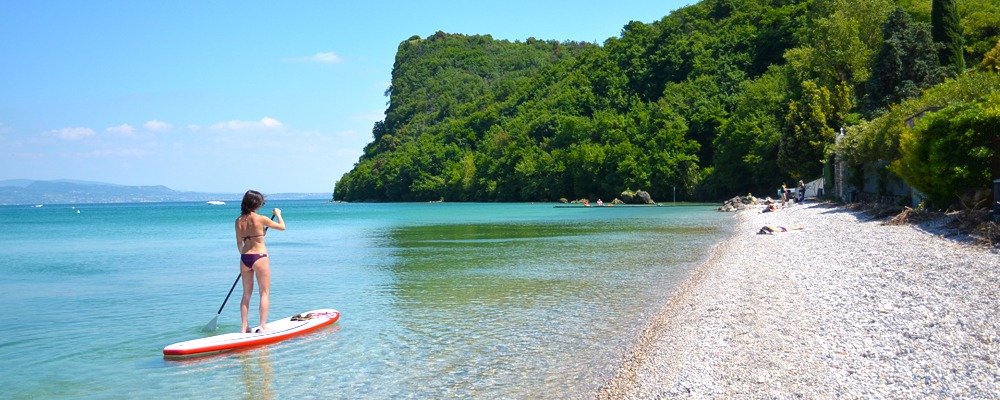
[{"x1": 236, "y1": 214, "x2": 268, "y2": 254}]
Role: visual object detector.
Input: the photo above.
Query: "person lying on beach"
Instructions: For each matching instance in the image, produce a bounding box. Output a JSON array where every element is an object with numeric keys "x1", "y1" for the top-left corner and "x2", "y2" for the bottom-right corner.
[
  {"x1": 761, "y1": 202, "x2": 781, "y2": 213},
  {"x1": 757, "y1": 225, "x2": 803, "y2": 234}
]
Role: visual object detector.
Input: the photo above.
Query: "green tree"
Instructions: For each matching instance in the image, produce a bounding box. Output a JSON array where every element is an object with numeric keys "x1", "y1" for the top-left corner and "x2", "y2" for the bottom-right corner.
[
  {"x1": 954, "y1": 0, "x2": 1000, "y2": 66},
  {"x1": 981, "y1": 40, "x2": 1000, "y2": 72},
  {"x1": 710, "y1": 65, "x2": 792, "y2": 196},
  {"x1": 931, "y1": 0, "x2": 966, "y2": 74},
  {"x1": 785, "y1": 0, "x2": 894, "y2": 91},
  {"x1": 336, "y1": 0, "x2": 996, "y2": 202},
  {"x1": 779, "y1": 81, "x2": 836, "y2": 180},
  {"x1": 892, "y1": 96, "x2": 1000, "y2": 206},
  {"x1": 862, "y1": 8, "x2": 949, "y2": 116},
  {"x1": 841, "y1": 71, "x2": 1000, "y2": 166},
  {"x1": 898, "y1": 0, "x2": 1000, "y2": 65}
]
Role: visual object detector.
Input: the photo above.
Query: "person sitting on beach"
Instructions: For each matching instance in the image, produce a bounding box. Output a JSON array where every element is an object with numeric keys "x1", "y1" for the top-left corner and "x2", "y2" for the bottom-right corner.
[
  {"x1": 757, "y1": 225, "x2": 803, "y2": 234},
  {"x1": 761, "y1": 200, "x2": 781, "y2": 213},
  {"x1": 596, "y1": 198, "x2": 604, "y2": 207}
]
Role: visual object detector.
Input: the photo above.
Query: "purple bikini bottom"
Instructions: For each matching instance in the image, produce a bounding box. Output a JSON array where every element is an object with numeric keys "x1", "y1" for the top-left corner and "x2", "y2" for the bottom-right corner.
[{"x1": 240, "y1": 253, "x2": 267, "y2": 270}]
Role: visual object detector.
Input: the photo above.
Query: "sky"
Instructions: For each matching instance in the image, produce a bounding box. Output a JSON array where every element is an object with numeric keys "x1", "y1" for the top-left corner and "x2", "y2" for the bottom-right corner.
[{"x1": 0, "y1": 1, "x2": 692, "y2": 194}]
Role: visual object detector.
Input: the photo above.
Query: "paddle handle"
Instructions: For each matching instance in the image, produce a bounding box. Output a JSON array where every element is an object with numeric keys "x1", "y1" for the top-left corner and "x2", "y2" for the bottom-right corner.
[
  {"x1": 216, "y1": 274, "x2": 241, "y2": 314},
  {"x1": 264, "y1": 213, "x2": 275, "y2": 234}
]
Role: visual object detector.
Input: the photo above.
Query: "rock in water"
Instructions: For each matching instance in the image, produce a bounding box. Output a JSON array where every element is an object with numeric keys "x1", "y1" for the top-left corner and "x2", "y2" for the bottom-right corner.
[{"x1": 635, "y1": 190, "x2": 653, "y2": 204}]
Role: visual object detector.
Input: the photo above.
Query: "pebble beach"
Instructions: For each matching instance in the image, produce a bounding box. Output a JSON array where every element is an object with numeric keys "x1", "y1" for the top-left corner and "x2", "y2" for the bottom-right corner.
[{"x1": 599, "y1": 202, "x2": 1000, "y2": 399}]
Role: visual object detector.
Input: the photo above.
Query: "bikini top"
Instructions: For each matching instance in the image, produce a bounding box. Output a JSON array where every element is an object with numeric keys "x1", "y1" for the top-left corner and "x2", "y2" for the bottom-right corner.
[
  {"x1": 239, "y1": 215, "x2": 266, "y2": 241},
  {"x1": 242, "y1": 231, "x2": 265, "y2": 241}
]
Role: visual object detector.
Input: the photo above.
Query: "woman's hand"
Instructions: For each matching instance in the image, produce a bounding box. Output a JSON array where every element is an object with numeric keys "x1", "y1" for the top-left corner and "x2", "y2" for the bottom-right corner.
[{"x1": 266, "y1": 208, "x2": 286, "y2": 231}]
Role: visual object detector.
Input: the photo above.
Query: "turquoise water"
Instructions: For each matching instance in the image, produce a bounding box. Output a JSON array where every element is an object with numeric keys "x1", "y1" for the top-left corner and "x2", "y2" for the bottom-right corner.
[{"x1": 1, "y1": 201, "x2": 730, "y2": 399}]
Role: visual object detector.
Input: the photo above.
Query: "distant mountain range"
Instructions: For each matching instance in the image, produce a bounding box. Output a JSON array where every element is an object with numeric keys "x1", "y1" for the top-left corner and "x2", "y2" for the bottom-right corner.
[{"x1": 0, "y1": 180, "x2": 331, "y2": 205}]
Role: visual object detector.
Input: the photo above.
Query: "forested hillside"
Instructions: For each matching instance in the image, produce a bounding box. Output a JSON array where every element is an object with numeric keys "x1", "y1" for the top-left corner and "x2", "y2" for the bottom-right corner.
[{"x1": 334, "y1": 0, "x2": 1000, "y2": 203}]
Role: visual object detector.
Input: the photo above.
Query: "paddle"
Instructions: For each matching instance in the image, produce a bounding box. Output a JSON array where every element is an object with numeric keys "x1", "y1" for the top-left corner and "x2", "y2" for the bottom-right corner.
[{"x1": 203, "y1": 213, "x2": 276, "y2": 332}]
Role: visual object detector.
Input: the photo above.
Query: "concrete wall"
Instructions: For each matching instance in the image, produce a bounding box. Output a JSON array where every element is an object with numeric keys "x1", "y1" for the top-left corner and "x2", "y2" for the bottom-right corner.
[{"x1": 834, "y1": 159, "x2": 918, "y2": 206}]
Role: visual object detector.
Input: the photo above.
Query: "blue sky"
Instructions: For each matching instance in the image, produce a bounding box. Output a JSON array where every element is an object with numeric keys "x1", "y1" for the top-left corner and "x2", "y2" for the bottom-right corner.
[{"x1": 0, "y1": 1, "x2": 691, "y2": 193}]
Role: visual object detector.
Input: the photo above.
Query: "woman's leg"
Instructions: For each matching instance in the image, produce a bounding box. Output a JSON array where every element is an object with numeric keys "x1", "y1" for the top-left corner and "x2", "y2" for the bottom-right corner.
[
  {"x1": 239, "y1": 263, "x2": 254, "y2": 333},
  {"x1": 255, "y1": 258, "x2": 271, "y2": 331}
]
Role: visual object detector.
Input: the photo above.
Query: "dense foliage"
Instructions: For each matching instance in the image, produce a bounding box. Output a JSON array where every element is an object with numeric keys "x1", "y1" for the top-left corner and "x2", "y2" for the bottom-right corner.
[
  {"x1": 779, "y1": 80, "x2": 846, "y2": 180},
  {"x1": 334, "y1": 0, "x2": 1000, "y2": 203},
  {"x1": 862, "y1": 8, "x2": 949, "y2": 116},
  {"x1": 931, "y1": 0, "x2": 965, "y2": 74},
  {"x1": 981, "y1": 40, "x2": 1000, "y2": 72},
  {"x1": 892, "y1": 93, "x2": 1000, "y2": 205},
  {"x1": 841, "y1": 72, "x2": 1000, "y2": 164}
]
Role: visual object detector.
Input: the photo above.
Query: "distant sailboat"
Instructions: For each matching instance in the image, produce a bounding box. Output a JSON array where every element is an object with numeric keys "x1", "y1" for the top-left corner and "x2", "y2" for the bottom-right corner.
[{"x1": 206, "y1": 200, "x2": 225, "y2": 205}]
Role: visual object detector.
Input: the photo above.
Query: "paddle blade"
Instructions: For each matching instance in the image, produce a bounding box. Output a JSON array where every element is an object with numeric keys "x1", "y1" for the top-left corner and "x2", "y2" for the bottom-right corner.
[
  {"x1": 206, "y1": 273, "x2": 243, "y2": 332},
  {"x1": 203, "y1": 315, "x2": 219, "y2": 332}
]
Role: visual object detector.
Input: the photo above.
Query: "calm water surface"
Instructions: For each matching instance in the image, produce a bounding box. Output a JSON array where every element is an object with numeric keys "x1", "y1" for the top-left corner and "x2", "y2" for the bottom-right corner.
[{"x1": 0, "y1": 201, "x2": 731, "y2": 399}]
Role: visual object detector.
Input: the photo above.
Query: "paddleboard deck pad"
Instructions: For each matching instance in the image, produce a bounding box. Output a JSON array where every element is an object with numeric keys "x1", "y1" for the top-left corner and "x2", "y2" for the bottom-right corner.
[{"x1": 163, "y1": 309, "x2": 340, "y2": 358}]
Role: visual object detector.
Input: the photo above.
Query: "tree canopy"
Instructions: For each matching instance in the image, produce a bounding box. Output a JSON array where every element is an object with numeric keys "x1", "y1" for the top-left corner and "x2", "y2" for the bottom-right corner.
[
  {"x1": 334, "y1": 0, "x2": 1000, "y2": 203},
  {"x1": 931, "y1": 0, "x2": 965, "y2": 74}
]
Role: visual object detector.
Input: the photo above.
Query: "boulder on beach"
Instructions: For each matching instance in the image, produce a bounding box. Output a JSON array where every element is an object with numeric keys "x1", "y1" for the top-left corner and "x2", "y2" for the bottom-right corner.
[{"x1": 719, "y1": 194, "x2": 760, "y2": 212}]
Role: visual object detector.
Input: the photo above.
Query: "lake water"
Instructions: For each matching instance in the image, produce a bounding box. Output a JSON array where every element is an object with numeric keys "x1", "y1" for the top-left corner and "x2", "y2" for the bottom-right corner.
[{"x1": 0, "y1": 201, "x2": 731, "y2": 399}]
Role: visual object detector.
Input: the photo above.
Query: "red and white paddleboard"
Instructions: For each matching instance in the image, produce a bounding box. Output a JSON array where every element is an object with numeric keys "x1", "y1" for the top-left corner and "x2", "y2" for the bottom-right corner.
[{"x1": 163, "y1": 309, "x2": 340, "y2": 358}]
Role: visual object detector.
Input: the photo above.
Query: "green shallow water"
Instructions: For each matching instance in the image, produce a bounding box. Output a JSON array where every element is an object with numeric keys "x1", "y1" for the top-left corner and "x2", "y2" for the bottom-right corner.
[{"x1": 0, "y1": 201, "x2": 731, "y2": 399}]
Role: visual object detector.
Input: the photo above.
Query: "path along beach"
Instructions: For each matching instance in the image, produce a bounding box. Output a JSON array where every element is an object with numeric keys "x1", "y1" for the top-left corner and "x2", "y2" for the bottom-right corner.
[{"x1": 599, "y1": 202, "x2": 999, "y2": 398}]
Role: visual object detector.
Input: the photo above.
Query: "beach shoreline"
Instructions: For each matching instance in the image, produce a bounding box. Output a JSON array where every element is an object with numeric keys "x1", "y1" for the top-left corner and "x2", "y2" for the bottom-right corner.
[{"x1": 599, "y1": 202, "x2": 1000, "y2": 398}]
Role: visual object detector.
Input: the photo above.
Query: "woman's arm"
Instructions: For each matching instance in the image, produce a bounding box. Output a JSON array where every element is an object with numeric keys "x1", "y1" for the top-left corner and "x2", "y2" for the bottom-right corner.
[
  {"x1": 235, "y1": 220, "x2": 243, "y2": 251},
  {"x1": 261, "y1": 209, "x2": 285, "y2": 231}
]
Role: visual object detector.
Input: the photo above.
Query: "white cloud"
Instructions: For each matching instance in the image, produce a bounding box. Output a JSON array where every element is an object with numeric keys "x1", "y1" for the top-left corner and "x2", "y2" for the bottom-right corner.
[
  {"x1": 210, "y1": 117, "x2": 285, "y2": 131},
  {"x1": 290, "y1": 52, "x2": 343, "y2": 64},
  {"x1": 106, "y1": 123, "x2": 135, "y2": 136},
  {"x1": 312, "y1": 52, "x2": 342, "y2": 64},
  {"x1": 260, "y1": 117, "x2": 283, "y2": 128},
  {"x1": 51, "y1": 127, "x2": 95, "y2": 140},
  {"x1": 144, "y1": 120, "x2": 172, "y2": 132}
]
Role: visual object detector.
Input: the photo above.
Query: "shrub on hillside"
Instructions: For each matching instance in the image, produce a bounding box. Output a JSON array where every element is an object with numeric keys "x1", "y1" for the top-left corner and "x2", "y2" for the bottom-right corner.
[
  {"x1": 979, "y1": 39, "x2": 1000, "y2": 72},
  {"x1": 891, "y1": 95, "x2": 1000, "y2": 207}
]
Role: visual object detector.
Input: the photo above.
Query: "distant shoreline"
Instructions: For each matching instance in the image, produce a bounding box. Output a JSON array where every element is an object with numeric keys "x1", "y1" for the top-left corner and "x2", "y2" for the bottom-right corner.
[
  {"x1": 0, "y1": 179, "x2": 330, "y2": 205},
  {"x1": 599, "y1": 202, "x2": 1000, "y2": 398},
  {"x1": 1, "y1": 196, "x2": 332, "y2": 207}
]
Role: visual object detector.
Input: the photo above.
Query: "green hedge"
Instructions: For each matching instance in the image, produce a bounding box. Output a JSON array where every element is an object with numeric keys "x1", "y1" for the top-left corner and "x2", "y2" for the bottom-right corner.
[
  {"x1": 891, "y1": 94, "x2": 1000, "y2": 206},
  {"x1": 840, "y1": 72, "x2": 1000, "y2": 165}
]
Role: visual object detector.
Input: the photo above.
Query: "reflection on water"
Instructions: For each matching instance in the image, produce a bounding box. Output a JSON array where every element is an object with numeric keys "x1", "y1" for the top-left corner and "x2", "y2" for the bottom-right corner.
[
  {"x1": 1, "y1": 201, "x2": 730, "y2": 399},
  {"x1": 240, "y1": 349, "x2": 274, "y2": 400},
  {"x1": 376, "y1": 218, "x2": 724, "y2": 397}
]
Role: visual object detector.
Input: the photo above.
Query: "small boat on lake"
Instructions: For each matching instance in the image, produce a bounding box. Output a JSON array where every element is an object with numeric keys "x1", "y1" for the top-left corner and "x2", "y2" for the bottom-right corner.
[{"x1": 206, "y1": 201, "x2": 225, "y2": 205}]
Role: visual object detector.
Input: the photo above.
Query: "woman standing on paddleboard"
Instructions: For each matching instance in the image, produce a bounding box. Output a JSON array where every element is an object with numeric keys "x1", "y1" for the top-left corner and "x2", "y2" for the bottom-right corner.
[{"x1": 235, "y1": 190, "x2": 285, "y2": 333}]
